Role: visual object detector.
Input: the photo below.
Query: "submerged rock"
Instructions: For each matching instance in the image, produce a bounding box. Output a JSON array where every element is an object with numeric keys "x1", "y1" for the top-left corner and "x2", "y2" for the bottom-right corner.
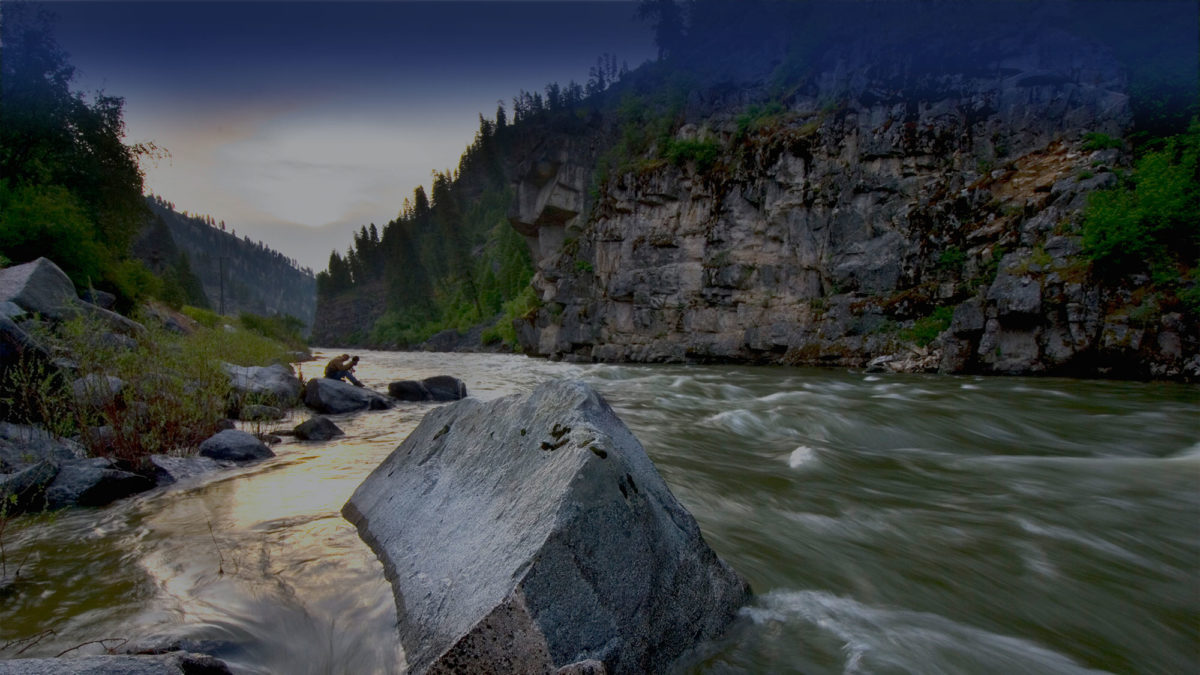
[
  {"x1": 387, "y1": 375, "x2": 468, "y2": 402},
  {"x1": 149, "y1": 455, "x2": 226, "y2": 485},
  {"x1": 343, "y1": 379, "x2": 750, "y2": 675},
  {"x1": 198, "y1": 429, "x2": 274, "y2": 462},
  {"x1": 0, "y1": 651, "x2": 232, "y2": 674},
  {"x1": 304, "y1": 377, "x2": 392, "y2": 414},
  {"x1": 293, "y1": 416, "x2": 344, "y2": 441}
]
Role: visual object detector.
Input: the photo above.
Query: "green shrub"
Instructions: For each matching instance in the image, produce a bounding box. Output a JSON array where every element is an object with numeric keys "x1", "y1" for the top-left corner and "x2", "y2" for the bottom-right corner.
[
  {"x1": 0, "y1": 181, "x2": 104, "y2": 288},
  {"x1": 1082, "y1": 132, "x2": 1124, "y2": 151},
  {"x1": 181, "y1": 305, "x2": 222, "y2": 328},
  {"x1": 480, "y1": 286, "x2": 539, "y2": 350},
  {"x1": 900, "y1": 306, "x2": 954, "y2": 347},
  {"x1": 664, "y1": 138, "x2": 721, "y2": 173},
  {"x1": 1083, "y1": 123, "x2": 1198, "y2": 277},
  {"x1": 937, "y1": 246, "x2": 967, "y2": 272}
]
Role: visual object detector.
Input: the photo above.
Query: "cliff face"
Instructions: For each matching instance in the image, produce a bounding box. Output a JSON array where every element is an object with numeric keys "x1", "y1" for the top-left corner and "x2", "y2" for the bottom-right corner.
[{"x1": 508, "y1": 29, "x2": 1197, "y2": 379}]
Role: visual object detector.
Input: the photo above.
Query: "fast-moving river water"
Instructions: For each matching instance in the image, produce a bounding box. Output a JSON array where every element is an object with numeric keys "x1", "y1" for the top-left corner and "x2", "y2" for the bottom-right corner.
[{"x1": 1, "y1": 350, "x2": 1197, "y2": 674}]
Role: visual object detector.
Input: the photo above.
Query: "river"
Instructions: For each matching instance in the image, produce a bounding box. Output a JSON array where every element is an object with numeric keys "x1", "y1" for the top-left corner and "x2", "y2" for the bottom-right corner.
[{"x1": 1, "y1": 350, "x2": 1197, "y2": 673}]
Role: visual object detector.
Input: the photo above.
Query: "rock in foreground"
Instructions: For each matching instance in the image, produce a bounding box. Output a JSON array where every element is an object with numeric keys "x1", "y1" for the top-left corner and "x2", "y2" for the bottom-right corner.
[{"x1": 343, "y1": 379, "x2": 750, "y2": 675}]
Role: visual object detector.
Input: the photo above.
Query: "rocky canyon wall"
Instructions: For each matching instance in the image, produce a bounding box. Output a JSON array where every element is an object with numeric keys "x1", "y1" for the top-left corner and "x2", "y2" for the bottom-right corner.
[{"x1": 508, "y1": 28, "x2": 1197, "y2": 379}]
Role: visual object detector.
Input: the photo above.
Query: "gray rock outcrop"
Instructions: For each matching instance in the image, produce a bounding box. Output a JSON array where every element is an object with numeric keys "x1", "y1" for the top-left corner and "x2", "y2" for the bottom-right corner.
[
  {"x1": 293, "y1": 416, "x2": 344, "y2": 441},
  {"x1": 387, "y1": 376, "x2": 468, "y2": 402},
  {"x1": 197, "y1": 429, "x2": 274, "y2": 463},
  {"x1": 304, "y1": 377, "x2": 392, "y2": 414},
  {"x1": 0, "y1": 258, "x2": 145, "y2": 337},
  {"x1": 223, "y1": 362, "x2": 302, "y2": 406},
  {"x1": 343, "y1": 379, "x2": 750, "y2": 675}
]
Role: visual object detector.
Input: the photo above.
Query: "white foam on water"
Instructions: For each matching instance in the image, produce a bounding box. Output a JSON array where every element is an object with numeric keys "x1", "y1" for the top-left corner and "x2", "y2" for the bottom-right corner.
[
  {"x1": 787, "y1": 445, "x2": 820, "y2": 469},
  {"x1": 742, "y1": 589, "x2": 1111, "y2": 675}
]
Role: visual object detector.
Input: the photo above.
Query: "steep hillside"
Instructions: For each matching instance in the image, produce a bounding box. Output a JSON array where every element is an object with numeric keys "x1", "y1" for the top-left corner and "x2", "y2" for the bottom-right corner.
[{"x1": 144, "y1": 199, "x2": 317, "y2": 328}]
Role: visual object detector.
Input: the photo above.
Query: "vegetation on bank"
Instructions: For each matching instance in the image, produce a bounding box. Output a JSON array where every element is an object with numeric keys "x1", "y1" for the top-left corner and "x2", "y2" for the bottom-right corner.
[
  {"x1": 1082, "y1": 122, "x2": 1200, "y2": 315},
  {"x1": 2, "y1": 309, "x2": 298, "y2": 464}
]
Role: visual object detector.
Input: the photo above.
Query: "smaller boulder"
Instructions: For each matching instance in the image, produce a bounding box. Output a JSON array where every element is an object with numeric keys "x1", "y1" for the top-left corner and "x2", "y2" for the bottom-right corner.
[
  {"x1": 149, "y1": 455, "x2": 225, "y2": 485},
  {"x1": 0, "y1": 423, "x2": 87, "y2": 471},
  {"x1": 198, "y1": 429, "x2": 274, "y2": 463},
  {"x1": 294, "y1": 416, "x2": 344, "y2": 441},
  {"x1": 0, "y1": 461, "x2": 59, "y2": 515},
  {"x1": 71, "y1": 374, "x2": 125, "y2": 412},
  {"x1": 387, "y1": 376, "x2": 468, "y2": 402},
  {"x1": 304, "y1": 378, "x2": 393, "y2": 414},
  {"x1": 44, "y1": 457, "x2": 155, "y2": 509}
]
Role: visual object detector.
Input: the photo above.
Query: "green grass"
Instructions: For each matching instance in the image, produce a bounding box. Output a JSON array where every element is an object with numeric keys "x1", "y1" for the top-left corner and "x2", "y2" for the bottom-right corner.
[{"x1": 1, "y1": 315, "x2": 297, "y2": 463}]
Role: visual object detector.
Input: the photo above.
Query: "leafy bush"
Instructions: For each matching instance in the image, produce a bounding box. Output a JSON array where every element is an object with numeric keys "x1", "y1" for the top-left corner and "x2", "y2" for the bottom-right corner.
[
  {"x1": 480, "y1": 286, "x2": 539, "y2": 350},
  {"x1": 1083, "y1": 123, "x2": 1199, "y2": 277},
  {"x1": 1082, "y1": 132, "x2": 1123, "y2": 151},
  {"x1": 665, "y1": 138, "x2": 721, "y2": 173},
  {"x1": 0, "y1": 181, "x2": 105, "y2": 288},
  {"x1": 900, "y1": 306, "x2": 954, "y2": 347},
  {"x1": 937, "y1": 246, "x2": 967, "y2": 272}
]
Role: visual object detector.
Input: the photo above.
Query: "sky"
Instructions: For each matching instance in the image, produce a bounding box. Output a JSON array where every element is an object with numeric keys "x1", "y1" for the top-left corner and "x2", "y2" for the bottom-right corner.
[{"x1": 28, "y1": 1, "x2": 656, "y2": 271}]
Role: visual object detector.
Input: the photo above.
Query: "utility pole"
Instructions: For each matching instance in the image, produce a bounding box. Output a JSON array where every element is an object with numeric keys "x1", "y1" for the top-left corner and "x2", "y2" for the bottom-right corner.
[{"x1": 218, "y1": 256, "x2": 226, "y2": 316}]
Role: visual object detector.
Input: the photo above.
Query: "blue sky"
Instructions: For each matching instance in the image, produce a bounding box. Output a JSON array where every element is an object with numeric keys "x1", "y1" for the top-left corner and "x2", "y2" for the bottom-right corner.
[{"x1": 35, "y1": 1, "x2": 656, "y2": 269}]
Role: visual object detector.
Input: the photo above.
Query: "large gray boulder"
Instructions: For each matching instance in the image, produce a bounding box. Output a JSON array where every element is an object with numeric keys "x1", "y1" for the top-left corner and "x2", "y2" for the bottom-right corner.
[
  {"x1": 387, "y1": 375, "x2": 468, "y2": 402},
  {"x1": 304, "y1": 377, "x2": 392, "y2": 414},
  {"x1": 0, "y1": 258, "x2": 144, "y2": 336},
  {"x1": 0, "y1": 652, "x2": 231, "y2": 674},
  {"x1": 223, "y1": 362, "x2": 302, "y2": 406},
  {"x1": 197, "y1": 429, "x2": 274, "y2": 463},
  {"x1": 44, "y1": 457, "x2": 154, "y2": 509},
  {"x1": 343, "y1": 379, "x2": 750, "y2": 675}
]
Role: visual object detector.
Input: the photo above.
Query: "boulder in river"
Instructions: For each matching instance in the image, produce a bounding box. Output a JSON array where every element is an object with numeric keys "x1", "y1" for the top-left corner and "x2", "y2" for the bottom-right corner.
[
  {"x1": 343, "y1": 379, "x2": 750, "y2": 675},
  {"x1": 44, "y1": 457, "x2": 155, "y2": 509},
  {"x1": 0, "y1": 461, "x2": 58, "y2": 515},
  {"x1": 149, "y1": 454, "x2": 226, "y2": 485},
  {"x1": 198, "y1": 429, "x2": 274, "y2": 463},
  {"x1": 293, "y1": 415, "x2": 344, "y2": 441},
  {"x1": 304, "y1": 377, "x2": 392, "y2": 414},
  {"x1": 387, "y1": 375, "x2": 468, "y2": 402}
]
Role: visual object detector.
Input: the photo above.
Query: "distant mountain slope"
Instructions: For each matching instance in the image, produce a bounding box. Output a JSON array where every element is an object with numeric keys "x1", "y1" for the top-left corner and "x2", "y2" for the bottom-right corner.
[{"x1": 144, "y1": 198, "x2": 316, "y2": 328}]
